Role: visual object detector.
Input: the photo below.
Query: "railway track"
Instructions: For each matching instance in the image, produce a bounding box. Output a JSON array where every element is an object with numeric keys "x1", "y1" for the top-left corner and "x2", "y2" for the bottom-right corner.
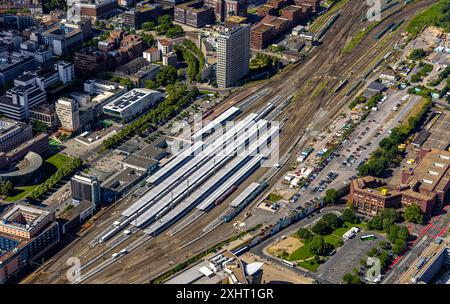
[{"x1": 25, "y1": 0, "x2": 435, "y2": 284}]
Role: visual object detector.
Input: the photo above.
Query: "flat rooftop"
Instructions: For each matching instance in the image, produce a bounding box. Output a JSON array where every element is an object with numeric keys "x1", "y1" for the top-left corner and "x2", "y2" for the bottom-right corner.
[
  {"x1": 422, "y1": 111, "x2": 450, "y2": 151},
  {"x1": 103, "y1": 88, "x2": 159, "y2": 113}
]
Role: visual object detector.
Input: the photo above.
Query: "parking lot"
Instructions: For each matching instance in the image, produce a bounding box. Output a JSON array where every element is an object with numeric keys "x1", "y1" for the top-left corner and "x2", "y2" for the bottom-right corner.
[{"x1": 317, "y1": 232, "x2": 385, "y2": 283}]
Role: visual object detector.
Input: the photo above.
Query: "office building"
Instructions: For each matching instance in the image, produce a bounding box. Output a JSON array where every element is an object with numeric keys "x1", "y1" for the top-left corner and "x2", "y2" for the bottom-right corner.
[
  {"x1": 42, "y1": 25, "x2": 84, "y2": 56},
  {"x1": 29, "y1": 103, "x2": 58, "y2": 131},
  {"x1": 174, "y1": 0, "x2": 214, "y2": 28},
  {"x1": 55, "y1": 61, "x2": 75, "y2": 84},
  {"x1": 0, "y1": 118, "x2": 33, "y2": 153},
  {"x1": 350, "y1": 149, "x2": 450, "y2": 216},
  {"x1": 0, "y1": 52, "x2": 37, "y2": 87},
  {"x1": 71, "y1": 174, "x2": 102, "y2": 206},
  {"x1": 0, "y1": 204, "x2": 60, "y2": 283},
  {"x1": 0, "y1": 84, "x2": 46, "y2": 121},
  {"x1": 123, "y1": 3, "x2": 164, "y2": 29},
  {"x1": 216, "y1": 25, "x2": 250, "y2": 88},
  {"x1": 205, "y1": 0, "x2": 248, "y2": 22},
  {"x1": 76, "y1": 0, "x2": 119, "y2": 21},
  {"x1": 55, "y1": 97, "x2": 81, "y2": 133},
  {"x1": 103, "y1": 88, "x2": 161, "y2": 123}
]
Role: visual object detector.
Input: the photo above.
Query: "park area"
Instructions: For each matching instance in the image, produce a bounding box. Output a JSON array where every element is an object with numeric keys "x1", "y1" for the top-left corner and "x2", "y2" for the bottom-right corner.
[
  {"x1": 4, "y1": 153, "x2": 73, "y2": 202},
  {"x1": 267, "y1": 209, "x2": 366, "y2": 271}
]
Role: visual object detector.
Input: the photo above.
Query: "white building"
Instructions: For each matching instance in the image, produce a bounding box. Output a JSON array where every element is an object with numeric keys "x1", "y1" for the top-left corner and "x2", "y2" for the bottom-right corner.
[
  {"x1": 216, "y1": 25, "x2": 250, "y2": 88},
  {"x1": 103, "y1": 88, "x2": 161, "y2": 123},
  {"x1": 143, "y1": 47, "x2": 161, "y2": 63},
  {"x1": 56, "y1": 97, "x2": 81, "y2": 132},
  {"x1": 0, "y1": 84, "x2": 46, "y2": 121},
  {"x1": 157, "y1": 39, "x2": 173, "y2": 56},
  {"x1": 55, "y1": 61, "x2": 75, "y2": 84}
]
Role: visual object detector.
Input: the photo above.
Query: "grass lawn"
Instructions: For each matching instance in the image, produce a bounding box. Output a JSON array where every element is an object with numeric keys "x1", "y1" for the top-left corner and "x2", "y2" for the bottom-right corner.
[
  {"x1": 331, "y1": 227, "x2": 349, "y2": 237},
  {"x1": 287, "y1": 243, "x2": 314, "y2": 261},
  {"x1": 4, "y1": 153, "x2": 72, "y2": 202},
  {"x1": 298, "y1": 260, "x2": 320, "y2": 272},
  {"x1": 4, "y1": 185, "x2": 38, "y2": 202},
  {"x1": 406, "y1": 0, "x2": 450, "y2": 35},
  {"x1": 344, "y1": 222, "x2": 368, "y2": 230},
  {"x1": 46, "y1": 153, "x2": 72, "y2": 169},
  {"x1": 268, "y1": 193, "x2": 282, "y2": 202},
  {"x1": 324, "y1": 234, "x2": 342, "y2": 248}
]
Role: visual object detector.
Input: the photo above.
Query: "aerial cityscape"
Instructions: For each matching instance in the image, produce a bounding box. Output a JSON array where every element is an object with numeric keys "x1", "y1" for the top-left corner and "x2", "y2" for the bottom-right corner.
[{"x1": 0, "y1": 0, "x2": 449, "y2": 288}]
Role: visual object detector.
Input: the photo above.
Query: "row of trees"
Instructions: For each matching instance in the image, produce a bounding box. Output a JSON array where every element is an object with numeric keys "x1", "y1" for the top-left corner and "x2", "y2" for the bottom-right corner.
[
  {"x1": 144, "y1": 66, "x2": 178, "y2": 89},
  {"x1": 175, "y1": 40, "x2": 205, "y2": 82},
  {"x1": 358, "y1": 99, "x2": 430, "y2": 177},
  {"x1": 102, "y1": 85, "x2": 199, "y2": 149},
  {"x1": 28, "y1": 158, "x2": 83, "y2": 200}
]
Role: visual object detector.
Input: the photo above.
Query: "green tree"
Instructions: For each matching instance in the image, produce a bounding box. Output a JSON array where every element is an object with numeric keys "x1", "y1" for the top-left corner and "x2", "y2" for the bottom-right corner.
[
  {"x1": 0, "y1": 181, "x2": 14, "y2": 196},
  {"x1": 144, "y1": 80, "x2": 158, "y2": 90},
  {"x1": 309, "y1": 236, "x2": 331, "y2": 256},
  {"x1": 322, "y1": 213, "x2": 342, "y2": 229},
  {"x1": 409, "y1": 48, "x2": 427, "y2": 61},
  {"x1": 297, "y1": 228, "x2": 314, "y2": 242},
  {"x1": 324, "y1": 188, "x2": 339, "y2": 205},
  {"x1": 379, "y1": 250, "x2": 391, "y2": 269},
  {"x1": 311, "y1": 220, "x2": 332, "y2": 235},
  {"x1": 403, "y1": 204, "x2": 424, "y2": 224},
  {"x1": 392, "y1": 239, "x2": 406, "y2": 255},
  {"x1": 341, "y1": 208, "x2": 358, "y2": 224}
]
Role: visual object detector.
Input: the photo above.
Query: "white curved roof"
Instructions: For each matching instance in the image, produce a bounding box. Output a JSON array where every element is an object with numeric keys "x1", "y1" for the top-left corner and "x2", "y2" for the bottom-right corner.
[{"x1": 245, "y1": 262, "x2": 263, "y2": 276}]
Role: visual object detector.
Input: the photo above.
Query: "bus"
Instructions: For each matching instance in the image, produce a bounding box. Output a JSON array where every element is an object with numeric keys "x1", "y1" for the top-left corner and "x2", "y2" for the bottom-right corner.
[
  {"x1": 282, "y1": 260, "x2": 296, "y2": 268},
  {"x1": 360, "y1": 234, "x2": 377, "y2": 241}
]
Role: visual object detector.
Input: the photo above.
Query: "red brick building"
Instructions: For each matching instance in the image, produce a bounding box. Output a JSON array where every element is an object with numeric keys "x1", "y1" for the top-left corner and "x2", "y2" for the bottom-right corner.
[{"x1": 349, "y1": 148, "x2": 450, "y2": 217}]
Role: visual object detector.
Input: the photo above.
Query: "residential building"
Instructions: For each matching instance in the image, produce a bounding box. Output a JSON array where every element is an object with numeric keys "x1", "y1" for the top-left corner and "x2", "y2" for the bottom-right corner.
[
  {"x1": 216, "y1": 25, "x2": 250, "y2": 88},
  {"x1": 143, "y1": 47, "x2": 161, "y2": 63},
  {"x1": 103, "y1": 88, "x2": 162, "y2": 123},
  {"x1": 0, "y1": 204, "x2": 60, "y2": 283},
  {"x1": 71, "y1": 174, "x2": 102, "y2": 206},
  {"x1": 0, "y1": 118, "x2": 33, "y2": 153},
  {"x1": 55, "y1": 97, "x2": 81, "y2": 133},
  {"x1": 127, "y1": 64, "x2": 160, "y2": 87},
  {"x1": 250, "y1": 23, "x2": 275, "y2": 50},
  {"x1": 157, "y1": 39, "x2": 173, "y2": 56}
]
